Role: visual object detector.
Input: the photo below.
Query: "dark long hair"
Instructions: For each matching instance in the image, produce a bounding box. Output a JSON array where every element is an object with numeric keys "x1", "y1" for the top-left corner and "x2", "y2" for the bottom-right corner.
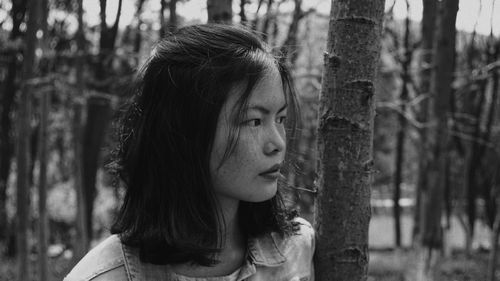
[{"x1": 109, "y1": 24, "x2": 300, "y2": 266}]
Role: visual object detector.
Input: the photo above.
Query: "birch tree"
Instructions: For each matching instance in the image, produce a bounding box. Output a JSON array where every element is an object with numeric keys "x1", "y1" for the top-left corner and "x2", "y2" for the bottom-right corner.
[{"x1": 314, "y1": 0, "x2": 385, "y2": 280}]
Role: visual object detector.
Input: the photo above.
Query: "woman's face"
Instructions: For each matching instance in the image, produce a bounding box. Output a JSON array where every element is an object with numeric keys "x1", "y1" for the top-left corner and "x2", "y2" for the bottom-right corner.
[{"x1": 210, "y1": 68, "x2": 287, "y2": 203}]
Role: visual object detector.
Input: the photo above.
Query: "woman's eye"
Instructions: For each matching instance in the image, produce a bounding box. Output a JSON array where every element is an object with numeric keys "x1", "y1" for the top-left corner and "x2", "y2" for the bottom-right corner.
[
  {"x1": 246, "y1": 119, "x2": 262, "y2": 127},
  {"x1": 276, "y1": 116, "x2": 287, "y2": 124}
]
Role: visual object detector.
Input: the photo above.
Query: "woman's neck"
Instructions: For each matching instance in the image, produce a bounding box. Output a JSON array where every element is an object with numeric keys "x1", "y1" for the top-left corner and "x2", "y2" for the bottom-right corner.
[
  {"x1": 218, "y1": 195, "x2": 245, "y2": 253},
  {"x1": 170, "y1": 196, "x2": 246, "y2": 277}
]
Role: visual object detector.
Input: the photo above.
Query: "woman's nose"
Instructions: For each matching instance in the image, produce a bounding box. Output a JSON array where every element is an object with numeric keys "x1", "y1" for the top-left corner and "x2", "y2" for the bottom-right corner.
[{"x1": 264, "y1": 125, "x2": 286, "y2": 155}]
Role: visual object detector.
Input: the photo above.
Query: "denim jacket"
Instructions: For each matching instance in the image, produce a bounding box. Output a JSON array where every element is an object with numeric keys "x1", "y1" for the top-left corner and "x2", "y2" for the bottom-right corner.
[{"x1": 64, "y1": 217, "x2": 315, "y2": 281}]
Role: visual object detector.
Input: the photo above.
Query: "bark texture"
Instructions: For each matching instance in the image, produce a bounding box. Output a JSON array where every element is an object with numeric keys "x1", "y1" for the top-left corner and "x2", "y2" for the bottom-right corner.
[
  {"x1": 314, "y1": 1, "x2": 385, "y2": 280},
  {"x1": 207, "y1": 0, "x2": 233, "y2": 23}
]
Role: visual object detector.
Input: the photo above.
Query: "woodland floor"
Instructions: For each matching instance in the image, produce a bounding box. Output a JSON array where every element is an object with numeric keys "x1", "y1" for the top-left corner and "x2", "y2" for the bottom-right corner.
[{"x1": 369, "y1": 249, "x2": 500, "y2": 281}]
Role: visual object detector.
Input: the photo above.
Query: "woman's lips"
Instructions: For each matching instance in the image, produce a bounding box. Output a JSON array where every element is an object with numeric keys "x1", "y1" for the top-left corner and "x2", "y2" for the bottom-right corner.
[
  {"x1": 259, "y1": 171, "x2": 280, "y2": 180},
  {"x1": 259, "y1": 163, "x2": 282, "y2": 180}
]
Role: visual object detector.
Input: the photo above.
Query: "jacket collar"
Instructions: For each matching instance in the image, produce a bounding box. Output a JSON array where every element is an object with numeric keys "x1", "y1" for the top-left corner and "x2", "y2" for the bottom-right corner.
[
  {"x1": 247, "y1": 232, "x2": 286, "y2": 267},
  {"x1": 121, "y1": 232, "x2": 287, "y2": 281}
]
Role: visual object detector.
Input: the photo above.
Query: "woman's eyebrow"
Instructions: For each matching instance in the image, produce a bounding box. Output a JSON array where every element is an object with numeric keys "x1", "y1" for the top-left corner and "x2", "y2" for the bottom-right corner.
[{"x1": 247, "y1": 103, "x2": 288, "y2": 114}]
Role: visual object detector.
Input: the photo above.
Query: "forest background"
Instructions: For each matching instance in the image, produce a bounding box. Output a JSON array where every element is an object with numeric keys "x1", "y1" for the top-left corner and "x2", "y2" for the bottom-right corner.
[{"x1": 1, "y1": 0, "x2": 500, "y2": 280}]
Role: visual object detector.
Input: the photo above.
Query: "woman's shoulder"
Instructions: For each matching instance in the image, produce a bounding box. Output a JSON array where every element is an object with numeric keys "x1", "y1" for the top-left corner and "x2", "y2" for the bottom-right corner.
[
  {"x1": 255, "y1": 217, "x2": 314, "y2": 279},
  {"x1": 267, "y1": 216, "x2": 315, "y2": 257},
  {"x1": 283, "y1": 216, "x2": 315, "y2": 253},
  {"x1": 63, "y1": 234, "x2": 129, "y2": 281},
  {"x1": 292, "y1": 216, "x2": 315, "y2": 237}
]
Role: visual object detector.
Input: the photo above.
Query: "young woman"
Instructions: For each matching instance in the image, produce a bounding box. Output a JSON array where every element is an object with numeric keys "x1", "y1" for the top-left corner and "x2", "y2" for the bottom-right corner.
[{"x1": 64, "y1": 24, "x2": 315, "y2": 281}]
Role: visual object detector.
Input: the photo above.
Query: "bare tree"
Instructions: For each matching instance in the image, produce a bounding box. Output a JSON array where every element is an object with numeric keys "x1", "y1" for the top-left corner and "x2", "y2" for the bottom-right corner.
[
  {"x1": 37, "y1": 84, "x2": 50, "y2": 281},
  {"x1": 73, "y1": 0, "x2": 90, "y2": 259},
  {"x1": 279, "y1": 0, "x2": 305, "y2": 68},
  {"x1": 97, "y1": 0, "x2": 123, "y2": 81},
  {"x1": 81, "y1": 0, "x2": 122, "y2": 242},
  {"x1": 17, "y1": 0, "x2": 40, "y2": 279},
  {"x1": 314, "y1": 0, "x2": 385, "y2": 279},
  {"x1": 36, "y1": 2, "x2": 49, "y2": 280},
  {"x1": 250, "y1": 0, "x2": 265, "y2": 31},
  {"x1": 489, "y1": 185, "x2": 500, "y2": 281},
  {"x1": 73, "y1": 101, "x2": 89, "y2": 261},
  {"x1": 160, "y1": 0, "x2": 166, "y2": 37},
  {"x1": 260, "y1": 0, "x2": 274, "y2": 42},
  {"x1": 207, "y1": 0, "x2": 232, "y2": 23},
  {"x1": 413, "y1": 0, "x2": 437, "y2": 245},
  {"x1": 134, "y1": 0, "x2": 146, "y2": 53},
  {"x1": 0, "y1": 0, "x2": 27, "y2": 245},
  {"x1": 82, "y1": 95, "x2": 113, "y2": 241},
  {"x1": 169, "y1": 0, "x2": 178, "y2": 32},
  {"x1": 420, "y1": 1, "x2": 459, "y2": 278},
  {"x1": 239, "y1": 0, "x2": 247, "y2": 24},
  {"x1": 392, "y1": 0, "x2": 413, "y2": 248}
]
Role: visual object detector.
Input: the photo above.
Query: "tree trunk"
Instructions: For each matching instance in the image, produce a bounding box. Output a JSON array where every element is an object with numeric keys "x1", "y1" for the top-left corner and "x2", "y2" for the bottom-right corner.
[
  {"x1": 279, "y1": 0, "x2": 303, "y2": 68},
  {"x1": 393, "y1": 0, "x2": 412, "y2": 249},
  {"x1": 0, "y1": 0, "x2": 27, "y2": 244},
  {"x1": 97, "y1": 0, "x2": 122, "y2": 81},
  {"x1": 207, "y1": 0, "x2": 232, "y2": 23},
  {"x1": 72, "y1": 102, "x2": 89, "y2": 260},
  {"x1": 250, "y1": 0, "x2": 265, "y2": 31},
  {"x1": 17, "y1": 0, "x2": 39, "y2": 278},
  {"x1": 0, "y1": 54, "x2": 17, "y2": 244},
  {"x1": 98, "y1": 0, "x2": 108, "y2": 79},
  {"x1": 73, "y1": 0, "x2": 90, "y2": 258},
  {"x1": 260, "y1": 0, "x2": 274, "y2": 42},
  {"x1": 488, "y1": 196, "x2": 500, "y2": 281},
  {"x1": 413, "y1": 0, "x2": 437, "y2": 244},
  {"x1": 169, "y1": 0, "x2": 178, "y2": 32},
  {"x1": 160, "y1": 0, "x2": 166, "y2": 38},
  {"x1": 81, "y1": 0, "x2": 121, "y2": 242},
  {"x1": 37, "y1": 86, "x2": 50, "y2": 281},
  {"x1": 465, "y1": 81, "x2": 487, "y2": 237},
  {"x1": 314, "y1": 0, "x2": 385, "y2": 280},
  {"x1": 239, "y1": 0, "x2": 247, "y2": 24},
  {"x1": 82, "y1": 96, "x2": 113, "y2": 240},
  {"x1": 133, "y1": 0, "x2": 146, "y2": 53},
  {"x1": 479, "y1": 39, "x2": 500, "y2": 229},
  {"x1": 421, "y1": 0, "x2": 459, "y2": 275}
]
